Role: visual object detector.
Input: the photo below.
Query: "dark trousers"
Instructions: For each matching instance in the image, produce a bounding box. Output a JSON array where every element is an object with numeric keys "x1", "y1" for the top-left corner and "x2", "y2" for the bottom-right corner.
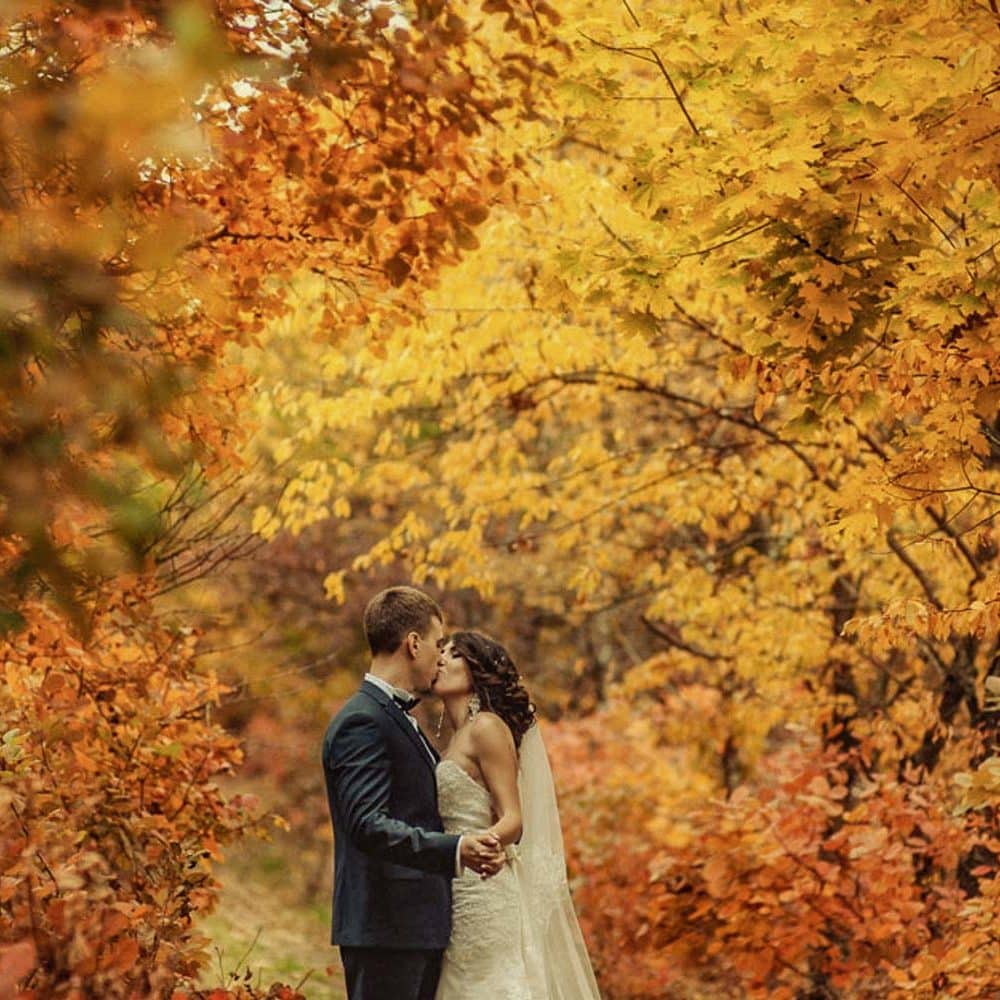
[{"x1": 340, "y1": 946, "x2": 443, "y2": 1000}]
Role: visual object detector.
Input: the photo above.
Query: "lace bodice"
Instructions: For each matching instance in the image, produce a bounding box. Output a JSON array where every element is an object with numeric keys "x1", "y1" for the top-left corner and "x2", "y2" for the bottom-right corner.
[
  {"x1": 436, "y1": 759, "x2": 494, "y2": 834},
  {"x1": 434, "y1": 730, "x2": 601, "y2": 1000},
  {"x1": 434, "y1": 759, "x2": 533, "y2": 1000}
]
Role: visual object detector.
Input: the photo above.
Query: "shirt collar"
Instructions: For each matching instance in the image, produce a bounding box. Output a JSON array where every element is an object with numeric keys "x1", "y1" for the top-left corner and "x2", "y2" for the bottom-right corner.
[{"x1": 364, "y1": 672, "x2": 416, "y2": 704}]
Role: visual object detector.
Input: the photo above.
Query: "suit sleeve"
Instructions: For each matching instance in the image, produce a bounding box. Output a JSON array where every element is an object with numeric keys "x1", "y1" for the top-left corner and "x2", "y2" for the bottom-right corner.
[{"x1": 326, "y1": 712, "x2": 460, "y2": 876}]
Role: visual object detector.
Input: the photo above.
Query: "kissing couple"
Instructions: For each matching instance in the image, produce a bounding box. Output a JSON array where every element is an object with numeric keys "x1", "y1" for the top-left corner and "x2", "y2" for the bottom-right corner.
[{"x1": 321, "y1": 586, "x2": 602, "y2": 1000}]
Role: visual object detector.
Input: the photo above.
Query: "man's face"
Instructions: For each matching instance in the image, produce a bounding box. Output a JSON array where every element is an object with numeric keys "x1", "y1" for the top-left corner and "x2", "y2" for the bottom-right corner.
[{"x1": 408, "y1": 615, "x2": 445, "y2": 694}]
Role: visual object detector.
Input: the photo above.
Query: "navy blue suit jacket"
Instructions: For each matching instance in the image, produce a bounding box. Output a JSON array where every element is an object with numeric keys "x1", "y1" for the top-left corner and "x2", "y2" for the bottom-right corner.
[{"x1": 322, "y1": 680, "x2": 460, "y2": 949}]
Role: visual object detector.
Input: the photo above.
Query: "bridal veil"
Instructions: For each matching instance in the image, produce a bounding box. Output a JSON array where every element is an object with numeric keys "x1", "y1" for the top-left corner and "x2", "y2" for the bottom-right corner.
[{"x1": 511, "y1": 722, "x2": 603, "y2": 1000}]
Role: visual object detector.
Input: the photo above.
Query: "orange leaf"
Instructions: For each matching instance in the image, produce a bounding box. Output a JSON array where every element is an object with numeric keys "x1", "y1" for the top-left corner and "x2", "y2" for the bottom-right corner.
[
  {"x1": 0, "y1": 940, "x2": 37, "y2": 994},
  {"x1": 110, "y1": 938, "x2": 139, "y2": 973}
]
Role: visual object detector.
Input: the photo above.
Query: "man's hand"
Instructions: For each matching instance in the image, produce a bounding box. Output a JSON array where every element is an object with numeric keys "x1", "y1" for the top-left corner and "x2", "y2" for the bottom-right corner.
[{"x1": 460, "y1": 832, "x2": 504, "y2": 877}]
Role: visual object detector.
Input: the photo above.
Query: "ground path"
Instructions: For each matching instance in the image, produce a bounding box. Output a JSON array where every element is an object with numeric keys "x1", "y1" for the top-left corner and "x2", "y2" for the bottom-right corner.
[{"x1": 199, "y1": 841, "x2": 346, "y2": 999}]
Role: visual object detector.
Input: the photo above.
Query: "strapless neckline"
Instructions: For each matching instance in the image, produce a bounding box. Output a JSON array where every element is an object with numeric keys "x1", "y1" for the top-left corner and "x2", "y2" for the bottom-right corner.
[{"x1": 437, "y1": 757, "x2": 490, "y2": 796}]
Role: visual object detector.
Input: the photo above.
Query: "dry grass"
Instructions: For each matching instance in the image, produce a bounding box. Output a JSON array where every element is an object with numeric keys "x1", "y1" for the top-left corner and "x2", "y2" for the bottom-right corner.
[{"x1": 198, "y1": 838, "x2": 346, "y2": 999}]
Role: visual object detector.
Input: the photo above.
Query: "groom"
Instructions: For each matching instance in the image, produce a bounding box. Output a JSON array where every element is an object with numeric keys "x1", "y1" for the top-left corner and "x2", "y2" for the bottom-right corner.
[{"x1": 322, "y1": 585, "x2": 504, "y2": 1000}]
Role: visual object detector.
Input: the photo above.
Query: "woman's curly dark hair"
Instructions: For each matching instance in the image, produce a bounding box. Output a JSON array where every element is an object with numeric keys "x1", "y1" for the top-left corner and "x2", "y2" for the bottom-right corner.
[{"x1": 449, "y1": 630, "x2": 536, "y2": 749}]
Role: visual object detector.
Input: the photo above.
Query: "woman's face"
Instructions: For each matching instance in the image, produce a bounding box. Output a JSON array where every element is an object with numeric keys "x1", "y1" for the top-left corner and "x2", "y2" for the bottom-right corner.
[{"x1": 433, "y1": 640, "x2": 474, "y2": 698}]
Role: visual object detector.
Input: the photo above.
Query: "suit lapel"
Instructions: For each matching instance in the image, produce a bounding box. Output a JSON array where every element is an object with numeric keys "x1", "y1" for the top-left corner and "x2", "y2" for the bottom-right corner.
[{"x1": 360, "y1": 681, "x2": 437, "y2": 774}]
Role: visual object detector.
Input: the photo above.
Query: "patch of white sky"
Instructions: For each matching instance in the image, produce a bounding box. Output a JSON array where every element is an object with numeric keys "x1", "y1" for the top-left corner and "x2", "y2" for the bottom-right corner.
[{"x1": 206, "y1": 0, "x2": 408, "y2": 130}]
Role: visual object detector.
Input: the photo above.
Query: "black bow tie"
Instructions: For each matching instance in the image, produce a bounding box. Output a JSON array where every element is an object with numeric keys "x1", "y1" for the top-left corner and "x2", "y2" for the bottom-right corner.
[{"x1": 393, "y1": 692, "x2": 420, "y2": 712}]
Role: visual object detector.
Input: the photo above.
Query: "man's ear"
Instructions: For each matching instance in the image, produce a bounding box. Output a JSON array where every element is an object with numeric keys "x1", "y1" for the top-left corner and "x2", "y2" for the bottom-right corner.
[{"x1": 405, "y1": 631, "x2": 419, "y2": 658}]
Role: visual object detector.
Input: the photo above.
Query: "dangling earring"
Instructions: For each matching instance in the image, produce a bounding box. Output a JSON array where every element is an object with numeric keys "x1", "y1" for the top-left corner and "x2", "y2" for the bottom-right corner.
[
  {"x1": 467, "y1": 693, "x2": 481, "y2": 720},
  {"x1": 435, "y1": 708, "x2": 446, "y2": 739}
]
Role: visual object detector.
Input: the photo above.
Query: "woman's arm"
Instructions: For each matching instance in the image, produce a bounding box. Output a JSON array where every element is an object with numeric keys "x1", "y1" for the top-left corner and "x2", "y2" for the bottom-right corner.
[{"x1": 471, "y1": 712, "x2": 523, "y2": 846}]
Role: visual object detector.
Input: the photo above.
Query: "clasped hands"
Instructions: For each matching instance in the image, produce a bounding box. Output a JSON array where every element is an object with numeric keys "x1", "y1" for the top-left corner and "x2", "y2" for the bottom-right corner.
[{"x1": 460, "y1": 831, "x2": 505, "y2": 878}]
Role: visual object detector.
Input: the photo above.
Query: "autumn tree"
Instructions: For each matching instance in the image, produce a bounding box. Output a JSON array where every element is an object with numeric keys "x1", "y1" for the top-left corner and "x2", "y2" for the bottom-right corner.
[
  {"x1": 1, "y1": 0, "x2": 557, "y2": 995},
  {"x1": 246, "y1": 1, "x2": 1000, "y2": 995},
  {"x1": 0, "y1": 0, "x2": 559, "y2": 618}
]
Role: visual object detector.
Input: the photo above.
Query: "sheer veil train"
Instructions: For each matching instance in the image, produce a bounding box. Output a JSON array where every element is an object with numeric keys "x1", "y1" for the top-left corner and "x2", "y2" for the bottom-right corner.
[{"x1": 512, "y1": 722, "x2": 603, "y2": 1000}]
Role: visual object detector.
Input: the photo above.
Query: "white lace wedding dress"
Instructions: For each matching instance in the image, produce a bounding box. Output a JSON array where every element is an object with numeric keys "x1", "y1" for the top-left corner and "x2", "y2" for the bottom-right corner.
[
  {"x1": 434, "y1": 724, "x2": 602, "y2": 1000},
  {"x1": 434, "y1": 758, "x2": 533, "y2": 1000}
]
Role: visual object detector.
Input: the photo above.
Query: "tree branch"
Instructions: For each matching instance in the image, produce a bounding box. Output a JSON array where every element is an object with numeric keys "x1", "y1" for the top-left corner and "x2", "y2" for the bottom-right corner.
[
  {"x1": 640, "y1": 614, "x2": 734, "y2": 663},
  {"x1": 886, "y1": 530, "x2": 942, "y2": 609},
  {"x1": 578, "y1": 30, "x2": 700, "y2": 136}
]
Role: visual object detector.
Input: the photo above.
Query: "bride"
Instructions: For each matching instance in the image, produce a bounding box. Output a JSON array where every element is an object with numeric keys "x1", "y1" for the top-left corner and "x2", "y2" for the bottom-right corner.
[{"x1": 431, "y1": 630, "x2": 602, "y2": 1000}]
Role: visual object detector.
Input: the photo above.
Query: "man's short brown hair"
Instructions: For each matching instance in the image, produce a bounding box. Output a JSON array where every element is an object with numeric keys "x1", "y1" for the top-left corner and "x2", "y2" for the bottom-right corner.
[{"x1": 363, "y1": 586, "x2": 443, "y2": 656}]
